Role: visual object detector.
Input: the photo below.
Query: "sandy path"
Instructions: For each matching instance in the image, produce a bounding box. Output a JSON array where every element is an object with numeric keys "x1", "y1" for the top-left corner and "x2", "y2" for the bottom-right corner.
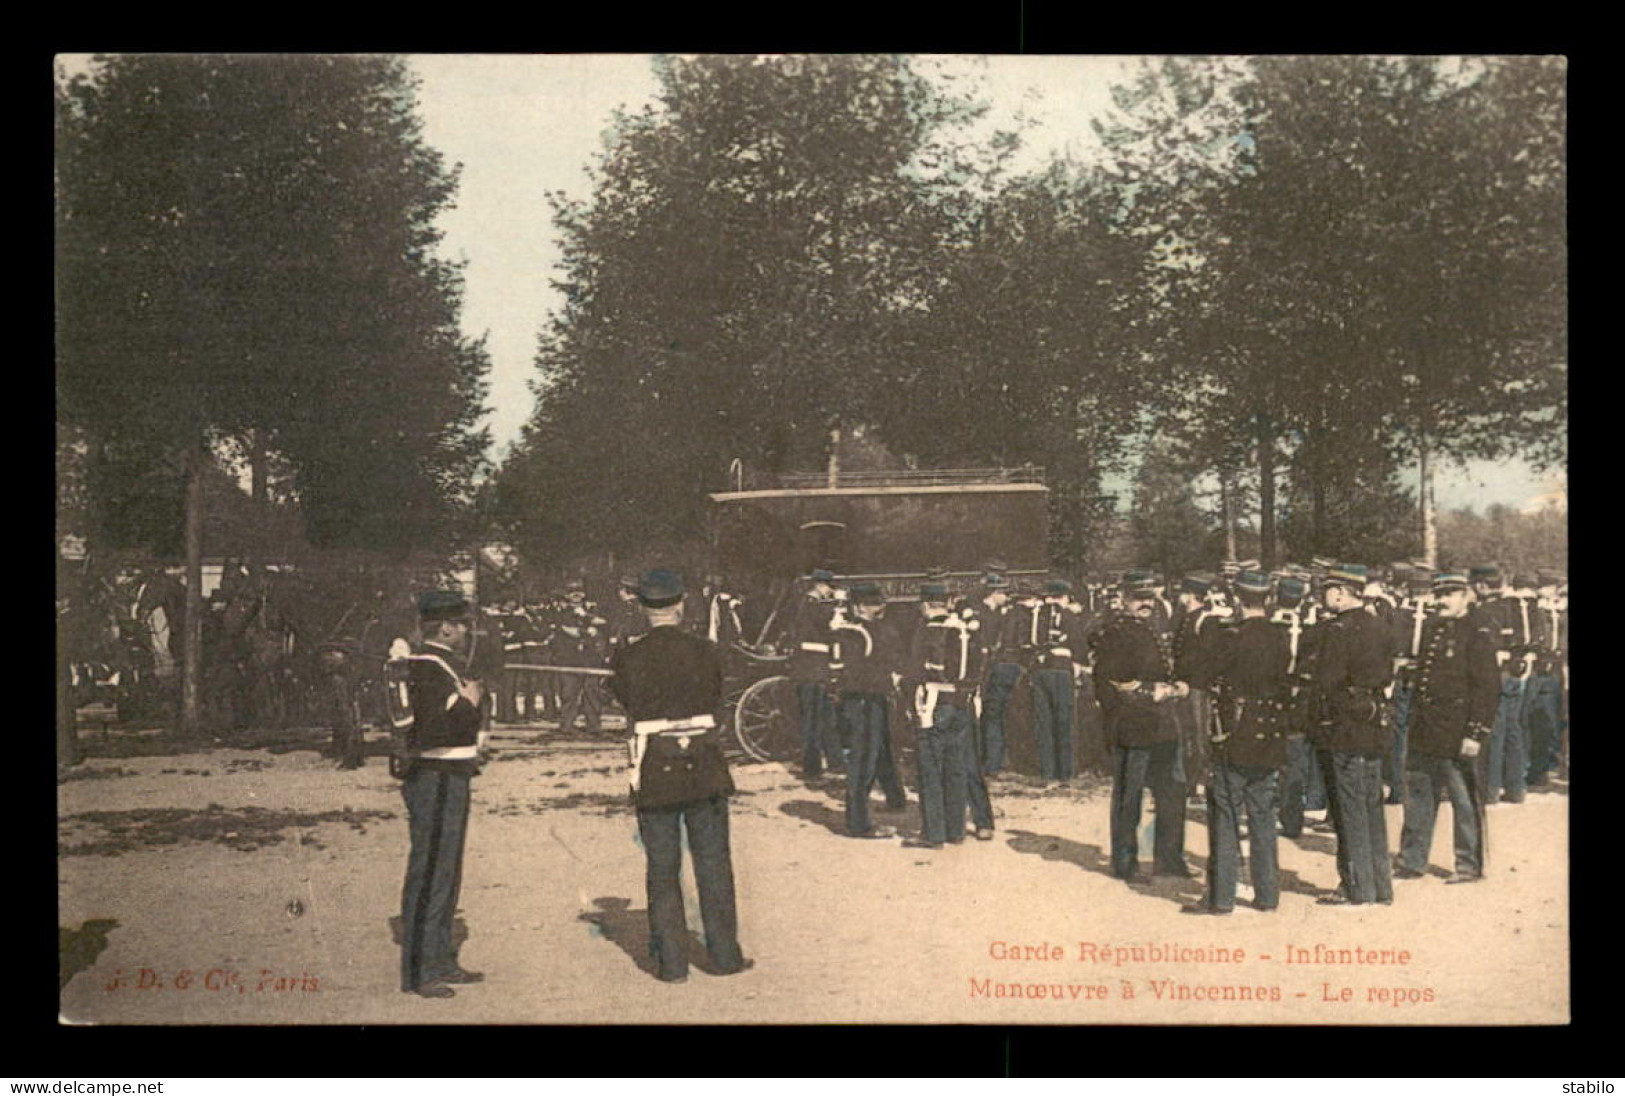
[{"x1": 58, "y1": 729, "x2": 1568, "y2": 1025}]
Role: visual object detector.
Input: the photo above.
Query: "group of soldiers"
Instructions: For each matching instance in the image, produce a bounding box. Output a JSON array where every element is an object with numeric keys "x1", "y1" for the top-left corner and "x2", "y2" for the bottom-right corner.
[
  {"x1": 481, "y1": 575, "x2": 749, "y2": 734},
  {"x1": 785, "y1": 558, "x2": 1570, "y2": 911}
]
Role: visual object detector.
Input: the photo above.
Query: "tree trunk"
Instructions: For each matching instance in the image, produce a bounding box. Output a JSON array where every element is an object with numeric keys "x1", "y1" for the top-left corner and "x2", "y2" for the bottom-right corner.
[
  {"x1": 246, "y1": 428, "x2": 268, "y2": 580},
  {"x1": 1419, "y1": 426, "x2": 1438, "y2": 569},
  {"x1": 1257, "y1": 415, "x2": 1278, "y2": 571},
  {"x1": 1220, "y1": 469, "x2": 1238, "y2": 562},
  {"x1": 181, "y1": 437, "x2": 207, "y2": 739},
  {"x1": 827, "y1": 425, "x2": 840, "y2": 488}
]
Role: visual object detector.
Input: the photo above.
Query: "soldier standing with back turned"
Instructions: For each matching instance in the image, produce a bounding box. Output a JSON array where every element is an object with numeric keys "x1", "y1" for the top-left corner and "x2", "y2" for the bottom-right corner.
[
  {"x1": 1185, "y1": 570, "x2": 1291, "y2": 915},
  {"x1": 608, "y1": 569, "x2": 748, "y2": 984}
]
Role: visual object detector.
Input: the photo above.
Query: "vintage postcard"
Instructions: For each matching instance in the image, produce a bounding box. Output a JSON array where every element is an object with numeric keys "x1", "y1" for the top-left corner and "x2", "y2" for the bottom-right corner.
[{"x1": 56, "y1": 53, "x2": 1568, "y2": 1026}]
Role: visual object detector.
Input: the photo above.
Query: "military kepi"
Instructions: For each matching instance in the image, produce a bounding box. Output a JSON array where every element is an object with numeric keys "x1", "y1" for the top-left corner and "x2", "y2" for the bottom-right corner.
[
  {"x1": 1234, "y1": 570, "x2": 1272, "y2": 595},
  {"x1": 1432, "y1": 570, "x2": 1469, "y2": 593},
  {"x1": 1323, "y1": 563, "x2": 1368, "y2": 591},
  {"x1": 418, "y1": 589, "x2": 472, "y2": 621},
  {"x1": 637, "y1": 568, "x2": 685, "y2": 608}
]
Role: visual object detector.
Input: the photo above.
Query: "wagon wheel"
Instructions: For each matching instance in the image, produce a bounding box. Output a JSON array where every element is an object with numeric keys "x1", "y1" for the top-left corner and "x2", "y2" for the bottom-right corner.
[{"x1": 733, "y1": 674, "x2": 798, "y2": 763}]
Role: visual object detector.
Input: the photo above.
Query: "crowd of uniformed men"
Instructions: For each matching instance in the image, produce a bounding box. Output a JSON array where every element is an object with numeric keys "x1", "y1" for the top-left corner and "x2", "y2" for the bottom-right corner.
[
  {"x1": 775, "y1": 558, "x2": 1569, "y2": 913},
  {"x1": 476, "y1": 558, "x2": 1568, "y2": 911}
]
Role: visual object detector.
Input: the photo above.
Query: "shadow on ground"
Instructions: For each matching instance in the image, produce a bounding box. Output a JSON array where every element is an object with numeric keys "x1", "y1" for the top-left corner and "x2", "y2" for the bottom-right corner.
[
  {"x1": 576, "y1": 896, "x2": 728, "y2": 981},
  {"x1": 60, "y1": 804, "x2": 395, "y2": 857}
]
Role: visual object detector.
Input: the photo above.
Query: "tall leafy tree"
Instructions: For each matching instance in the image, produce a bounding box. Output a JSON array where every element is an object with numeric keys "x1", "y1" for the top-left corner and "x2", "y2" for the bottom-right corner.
[
  {"x1": 493, "y1": 54, "x2": 991, "y2": 561},
  {"x1": 57, "y1": 54, "x2": 488, "y2": 735}
]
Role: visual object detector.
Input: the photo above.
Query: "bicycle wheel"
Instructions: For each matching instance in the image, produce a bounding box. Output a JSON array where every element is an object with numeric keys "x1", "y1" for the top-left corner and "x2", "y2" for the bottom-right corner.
[{"x1": 733, "y1": 674, "x2": 799, "y2": 763}]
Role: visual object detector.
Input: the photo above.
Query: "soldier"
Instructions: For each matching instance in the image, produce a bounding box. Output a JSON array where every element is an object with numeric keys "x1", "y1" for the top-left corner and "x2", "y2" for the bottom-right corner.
[
  {"x1": 607, "y1": 575, "x2": 648, "y2": 652},
  {"x1": 1394, "y1": 570, "x2": 1498, "y2": 885},
  {"x1": 830, "y1": 582, "x2": 908, "y2": 838},
  {"x1": 1524, "y1": 568, "x2": 1567, "y2": 787},
  {"x1": 1271, "y1": 576, "x2": 1317, "y2": 838},
  {"x1": 699, "y1": 574, "x2": 747, "y2": 648},
  {"x1": 608, "y1": 569, "x2": 748, "y2": 984},
  {"x1": 1386, "y1": 570, "x2": 1436, "y2": 804},
  {"x1": 1471, "y1": 565, "x2": 1531, "y2": 805},
  {"x1": 790, "y1": 569, "x2": 844, "y2": 777},
  {"x1": 906, "y1": 582, "x2": 993, "y2": 847},
  {"x1": 1170, "y1": 574, "x2": 1225, "y2": 800},
  {"x1": 1092, "y1": 571, "x2": 1190, "y2": 882},
  {"x1": 1031, "y1": 579, "x2": 1080, "y2": 782},
  {"x1": 977, "y1": 566, "x2": 1023, "y2": 775},
  {"x1": 1185, "y1": 570, "x2": 1291, "y2": 915},
  {"x1": 396, "y1": 590, "x2": 487, "y2": 999},
  {"x1": 553, "y1": 581, "x2": 607, "y2": 735},
  {"x1": 1310, "y1": 563, "x2": 1396, "y2": 907}
]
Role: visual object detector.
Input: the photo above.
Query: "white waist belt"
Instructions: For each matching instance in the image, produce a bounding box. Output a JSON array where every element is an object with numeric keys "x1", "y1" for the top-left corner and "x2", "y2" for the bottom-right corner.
[
  {"x1": 1048, "y1": 647, "x2": 1072, "y2": 659},
  {"x1": 799, "y1": 642, "x2": 830, "y2": 653},
  {"x1": 628, "y1": 715, "x2": 717, "y2": 793}
]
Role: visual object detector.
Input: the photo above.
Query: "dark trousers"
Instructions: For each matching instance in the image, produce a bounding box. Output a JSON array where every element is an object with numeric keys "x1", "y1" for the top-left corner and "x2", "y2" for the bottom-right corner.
[
  {"x1": 1205, "y1": 763, "x2": 1280, "y2": 911},
  {"x1": 1173, "y1": 690, "x2": 1212, "y2": 794},
  {"x1": 636, "y1": 795, "x2": 743, "y2": 981},
  {"x1": 1328, "y1": 751, "x2": 1393, "y2": 904},
  {"x1": 965, "y1": 706, "x2": 995, "y2": 831},
  {"x1": 1485, "y1": 676, "x2": 1528, "y2": 802},
  {"x1": 980, "y1": 662, "x2": 1022, "y2": 772},
  {"x1": 797, "y1": 682, "x2": 843, "y2": 775},
  {"x1": 918, "y1": 703, "x2": 971, "y2": 844},
  {"x1": 1384, "y1": 683, "x2": 1414, "y2": 801},
  {"x1": 1031, "y1": 668, "x2": 1076, "y2": 780},
  {"x1": 400, "y1": 763, "x2": 473, "y2": 991},
  {"x1": 1109, "y1": 739, "x2": 1187, "y2": 877},
  {"x1": 1523, "y1": 672, "x2": 1563, "y2": 781},
  {"x1": 841, "y1": 692, "x2": 906, "y2": 835},
  {"x1": 558, "y1": 672, "x2": 602, "y2": 733},
  {"x1": 1278, "y1": 735, "x2": 1312, "y2": 837},
  {"x1": 1399, "y1": 754, "x2": 1484, "y2": 877}
]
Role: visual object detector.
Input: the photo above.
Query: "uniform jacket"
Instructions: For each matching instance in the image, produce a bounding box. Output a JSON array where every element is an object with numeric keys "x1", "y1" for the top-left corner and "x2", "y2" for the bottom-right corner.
[
  {"x1": 1171, "y1": 604, "x2": 1225, "y2": 689},
  {"x1": 1208, "y1": 616, "x2": 1292, "y2": 768},
  {"x1": 830, "y1": 611, "x2": 899, "y2": 696},
  {"x1": 908, "y1": 607, "x2": 989, "y2": 702},
  {"x1": 408, "y1": 640, "x2": 484, "y2": 759},
  {"x1": 1409, "y1": 611, "x2": 1500, "y2": 758},
  {"x1": 1476, "y1": 594, "x2": 1544, "y2": 673},
  {"x1": 608, "y1": 625, "x2": 733, "y2": 807},
  {"x1": 1308, "y1": 605, "x2": 1394, "y2": 754},
  {"x1": 964, "y1": 598, "x2": 1012, "y2": 666},
  {"x1": 1035, "y1": 600, "x2": 1084, "y2": 671},
  {"x1": 789, "y1": 592, "x2": 839, "y2": 683},
  {"x1": 1090, "y1": 610, "x2": 1178, "y2": 748}
]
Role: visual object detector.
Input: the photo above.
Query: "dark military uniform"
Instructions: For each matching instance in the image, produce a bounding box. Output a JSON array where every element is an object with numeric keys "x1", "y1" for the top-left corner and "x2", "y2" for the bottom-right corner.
[
  {"x1": 1473, "y1": 571, "x2": 1533, "y2": 804},
  {"x1": 831, "y1": 591, "x2": 908, "y2": 836},
  {"x1": 908, "y1": 601, "x2": 992, "y2": 845},
  {"x1": 1310, "y1": 582, "x2": 1395, "y2": 906},
  {"x1": 1092, "y1": 605, "x2": 1188, "y2": 879},
  {"x1": 398, "y1": 599, "x2": 486, "y2": 997},
  {"x1": 979, "y1": 591, "x2": 1025, "y2": 774},
  {"x1": 1385, "y1": 588, "x2": 1436, "y2": 801},
  {"x1": 1170, "y1": 589, "x2": 1226, "y2": 794},
  {"x1": 1525, "y1": 583, "x2": 1567, "y2": 784},
  {"x1": 791, "y1": 585, "x2": 844, "y2": 775},
  {"x1": 1271, "y1": 592, "x2": 1318, "y2": 837},
  {"x1": 1031, "y1": 587, "x2": 1082, "y2": 781},
  {"x1": 609, "y1": 603, "x2": 745, "y2": 984},
  {"x1": 1397, "y1": 602, "x2": 1499, "y2": 880},
  {"x1": 1198, "y1": 611, "x2": 1291, "y2": 912},
  {"x1": 553, "y1": 597, "x2": 607, "y2": 734}
]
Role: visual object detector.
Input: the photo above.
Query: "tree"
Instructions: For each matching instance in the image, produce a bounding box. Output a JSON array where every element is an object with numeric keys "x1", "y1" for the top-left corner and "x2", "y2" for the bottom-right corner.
[
  {"x1": 492, "y1": 54, "x2": 996, "y2": 562},
  {"x1": 1094, "y1": 56, "x2": 1565, "y2": 568},
  {"x1": 57, "y1": 54, "x2": 489, "y2": 736}
]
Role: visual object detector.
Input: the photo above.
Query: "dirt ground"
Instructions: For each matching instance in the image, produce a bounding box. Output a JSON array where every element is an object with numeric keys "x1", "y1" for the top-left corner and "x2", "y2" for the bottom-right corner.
[{"x1": 58, "y1": 720, "x2": 1568, "y2": 1026}]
